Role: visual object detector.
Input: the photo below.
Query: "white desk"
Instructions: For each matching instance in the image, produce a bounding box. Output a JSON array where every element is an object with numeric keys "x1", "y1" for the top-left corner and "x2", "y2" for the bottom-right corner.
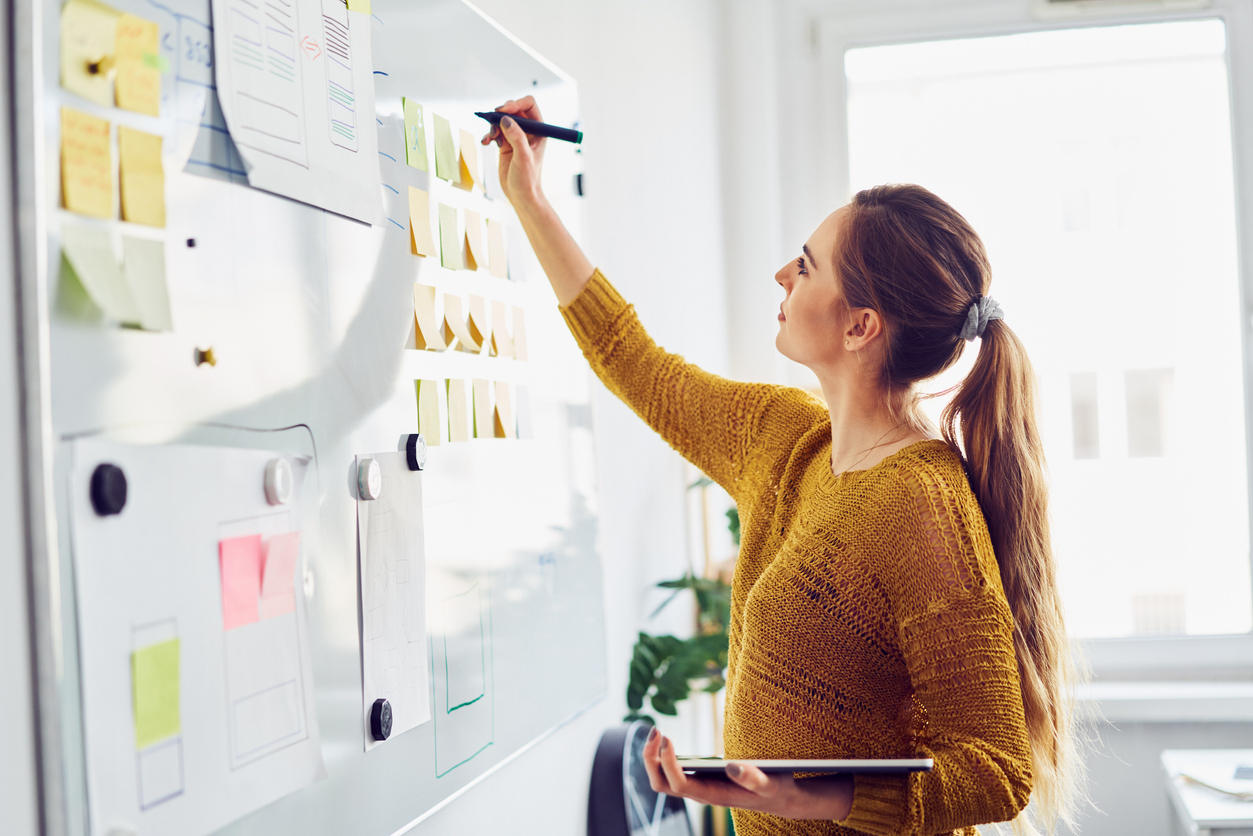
[{"x1": 1162, "y1": 750, "x2": 1253, "y2": 836}]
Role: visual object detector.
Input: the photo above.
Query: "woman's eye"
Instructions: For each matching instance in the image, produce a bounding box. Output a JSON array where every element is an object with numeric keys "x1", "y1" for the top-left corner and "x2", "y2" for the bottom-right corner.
[{"x1": 796, "y1": 257, "x2": 807, "y2": 275}]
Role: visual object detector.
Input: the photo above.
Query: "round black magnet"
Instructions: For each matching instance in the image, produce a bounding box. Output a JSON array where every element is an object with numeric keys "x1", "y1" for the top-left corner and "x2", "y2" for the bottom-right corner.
[
  {"x1": 90, "y1": 463, "x2": 128, "y2": 516},
  {"x1": 370, "y1": 698, "x2": 392, "y2": 741},
  {"x1": 405, "y1": 433, "x2": 427, "y2": 472}
]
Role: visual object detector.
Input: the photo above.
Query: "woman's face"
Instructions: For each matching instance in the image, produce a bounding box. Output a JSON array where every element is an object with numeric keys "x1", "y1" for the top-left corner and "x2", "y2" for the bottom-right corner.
[{"x1": 775, "y1": 206, "x2": 864, "y2": 371}]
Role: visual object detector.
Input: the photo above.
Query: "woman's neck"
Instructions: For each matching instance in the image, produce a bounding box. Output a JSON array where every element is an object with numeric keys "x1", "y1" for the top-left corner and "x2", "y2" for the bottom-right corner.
[{"x1": 817, "y1": 367, "x2": 926, "y2": 475}]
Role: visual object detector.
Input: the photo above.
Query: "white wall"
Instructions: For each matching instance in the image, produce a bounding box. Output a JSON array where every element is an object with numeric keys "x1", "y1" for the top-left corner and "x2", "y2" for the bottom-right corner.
[
  {"x1": 0, "y1": 0, "x2": 43, "y2": 829},
  {"x1": 414, "y1": 2, "x2": 730, "y2": 832}
]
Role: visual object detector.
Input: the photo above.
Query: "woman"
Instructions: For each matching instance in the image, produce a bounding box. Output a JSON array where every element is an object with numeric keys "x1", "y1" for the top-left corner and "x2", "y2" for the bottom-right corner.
[{"x1": 484, "y1": 97, "x2": 1080, "y2": 835}]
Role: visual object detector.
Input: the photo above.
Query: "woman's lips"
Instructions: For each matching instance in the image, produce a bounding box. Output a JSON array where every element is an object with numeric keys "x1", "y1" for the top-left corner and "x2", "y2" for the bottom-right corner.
[{"x1": 778, "y1": 310, "x2": 785, "y2": 322}]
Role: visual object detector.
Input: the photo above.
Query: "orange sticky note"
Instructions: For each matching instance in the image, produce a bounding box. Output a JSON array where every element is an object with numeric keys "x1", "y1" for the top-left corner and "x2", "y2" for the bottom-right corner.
[
  {"x1": 115, "y1": 13, "x2": 160, "y2": 116},
  {"x1": 219, "y1": 535, "x2": 262, "y2": 630},
  {"x1": 259, "y1": 532, "x2": 300, "y2": 619},
  {"x1": 464, "y1": 209, "x2": 486, "y2": 271},
  {"x1": 60, "y1": 0, "x2": 121, "y2": 106},
  {"x1": 494, "y1": 381, "x2": 515, "y2": 439},
  {"x1": 118, "y1": 126, "x2": 165, "y2": 227},
  {"x1": 442, "y1": 294, "x2": 478, "y2": 351},
  {"x1": 487, "y1": 219, "x2": 508, "y2": 279},
  {"x1": 408, "y1": 186, "x2": 436, "y2": 257},
  {"x1": 413, "y1": 284, "x2": 447, "y2": 350},
  {"x1": 456, "y1": 128, "x2": 479, "y2": 191},
  {"x1": 467, "y1": 295, "x2": 490, "y2": 355},
  {"x1": 61, "y1": 107, "x2": 113, "y2": 218},
  {"x1": 491, "y1": 299, "x2": 514, "y2": 358},
  {"x1": 446, "y1": 379, "x2": 472, "y2": 442}
]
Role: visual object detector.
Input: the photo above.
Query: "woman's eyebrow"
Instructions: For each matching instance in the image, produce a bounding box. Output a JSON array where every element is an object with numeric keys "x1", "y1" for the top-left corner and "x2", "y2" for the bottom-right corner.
[{"x1": 802, "y1": 244, "x2": 816, "y2": 267}]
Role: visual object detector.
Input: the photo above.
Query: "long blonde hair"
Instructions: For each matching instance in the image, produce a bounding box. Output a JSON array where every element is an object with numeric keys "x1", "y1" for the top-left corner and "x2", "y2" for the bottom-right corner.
[{"x1": 836, "y1": 184, "x2": 1085, "y2": 832}]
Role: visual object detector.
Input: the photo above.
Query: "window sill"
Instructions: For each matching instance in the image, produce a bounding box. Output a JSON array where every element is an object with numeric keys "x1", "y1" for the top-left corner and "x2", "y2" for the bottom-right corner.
[{"x1": 1077, "y1": 682, "x2": 1253, "y2": 723}]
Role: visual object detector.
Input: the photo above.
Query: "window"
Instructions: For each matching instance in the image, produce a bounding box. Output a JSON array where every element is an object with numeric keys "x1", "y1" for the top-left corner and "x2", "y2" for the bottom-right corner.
[{"x1": 845, "y1": 20, "x2": 1252, "y2": 638}]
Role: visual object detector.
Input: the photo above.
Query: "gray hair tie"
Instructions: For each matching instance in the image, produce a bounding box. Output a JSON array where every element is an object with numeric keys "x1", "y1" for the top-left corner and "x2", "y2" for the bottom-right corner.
[{"x1": 959, "y1": 296, "x2": 1004, "y2": 341}]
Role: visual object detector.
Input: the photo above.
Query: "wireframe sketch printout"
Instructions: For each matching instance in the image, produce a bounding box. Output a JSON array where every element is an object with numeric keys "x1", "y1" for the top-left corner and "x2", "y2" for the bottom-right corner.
[
  {"x1": 69, "y1": 439, "x2": 325, "y2": 836},
  {"x1": 356, "y1": 452, "x2": 431, "y2": 749},
  {"x1": 210, "y1": 0, "x2": 384, "y2": 224}
]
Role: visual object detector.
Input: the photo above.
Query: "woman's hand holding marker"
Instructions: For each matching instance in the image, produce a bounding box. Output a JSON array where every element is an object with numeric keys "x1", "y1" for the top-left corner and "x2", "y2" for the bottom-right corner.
[
  {"x1": 641, "y1": 727, "x2": 855, "y2": 821},
  {"x1": 482, "y1": 96, "x2": 547, "y2": 211}
]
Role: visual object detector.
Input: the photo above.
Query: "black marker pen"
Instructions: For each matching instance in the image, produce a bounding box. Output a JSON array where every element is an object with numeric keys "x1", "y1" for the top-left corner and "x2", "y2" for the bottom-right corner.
[{"x1": 475, "y1": 111, "x2": 583, "y2": 145}]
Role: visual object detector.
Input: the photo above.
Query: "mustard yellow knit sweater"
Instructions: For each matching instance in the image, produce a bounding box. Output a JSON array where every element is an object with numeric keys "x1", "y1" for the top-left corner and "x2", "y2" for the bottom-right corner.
[{"x1": 561, "y1": 271, "x2": 1033, "y2": 836}]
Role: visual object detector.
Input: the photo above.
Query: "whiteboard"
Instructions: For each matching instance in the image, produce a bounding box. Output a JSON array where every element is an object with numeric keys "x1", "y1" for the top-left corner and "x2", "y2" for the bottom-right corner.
[{"x1": 41, "y1": 0, "x2": 608, "y2": 832}]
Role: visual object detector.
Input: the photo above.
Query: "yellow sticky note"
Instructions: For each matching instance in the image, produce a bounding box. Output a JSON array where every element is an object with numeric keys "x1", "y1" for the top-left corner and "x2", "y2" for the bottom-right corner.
[
  {"x1": 467, "y1": 295, "x2": 490, "y2": 355},
  {"x1": 438, "y1": 204, "x2": 461, "y2": 270},
  {"x1": 494, "y1": 382, "x2": 515, "y2": 439},
  {"x1": 446, "y1": 379, "x2": 472, "y2": 442},
  {"x1": 464, "y1": 210, "x2": 486, "y2": 272},
  {"x1": 415, "y1": 379, "x2": 443, "y2": 446},
  {"x1": 433, "y1": 114, "x2": 458, "y2": 184},
  {"x1": 403, "y1": 98, "x2": 428, "y2": 171},
  {"x1": 61, "y1": 107, "x2": 113, "y2": 219},
  {"x1": 487, "y1": 219, "x2": 508, "y2": 279},
  {"x1": 491, "y1": 299, "x2": 514, "y2": 359},
  {"x1": 346, "y1": 0, "x2": 370, "y2": 12},
  {"x1": 115, "y1": 14, "x2": 160, "y2": 116},
  {"x1": 442, "y1": 294, "x2": 479, "y2": 352},
  {"x1": 512, "y1": 307, "x2": 528, "y2": 361},
  {"x1": 118, "y1": 126, "x2": 165, "y2": 227},
  {"x1": 413, "y1": 283, "x2": 446, "y2": 350},
  {"x1": 408, "y1": 187, "x2": 436, "y2": 257},
  {"x1": 457, "y1": 128, "x2": 479, "y2": 192},
  {"x1": 472, "y1": 379, "x2": 492, "y2": 439},
  {"x1": 60, "y1": 0, "x2": 121, "y2": 106},
  {"x1": 132, "y1": 638, "x2": 180, "y2": 749}
]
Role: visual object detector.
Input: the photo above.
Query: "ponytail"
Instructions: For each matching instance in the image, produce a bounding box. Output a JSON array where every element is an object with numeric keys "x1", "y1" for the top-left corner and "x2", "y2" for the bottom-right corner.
[
  {"x1": 942, "y1": 320, "x2": 1085, "y2": 833},
  {"x1": 838, "y1": 184, "x2": 1086, "y2": 833}
]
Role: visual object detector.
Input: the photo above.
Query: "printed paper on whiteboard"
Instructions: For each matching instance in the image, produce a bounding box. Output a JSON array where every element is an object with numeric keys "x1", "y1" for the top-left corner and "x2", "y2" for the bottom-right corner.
[
  {"x1": 210, "y1": 0, "x2": 384, "y2": 224},
  {"x1": 356, "y1": 452, "x2": 432, "y2": 749}
]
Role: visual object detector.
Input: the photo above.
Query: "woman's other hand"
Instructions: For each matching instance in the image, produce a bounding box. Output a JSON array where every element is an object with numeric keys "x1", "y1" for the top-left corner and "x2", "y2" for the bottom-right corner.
[
  {"x1": 641, "y1": 728, "x2": 855, "y2": 821},
  {"x1": 482, "y1": 95, "x2": 546, "y2": 210}
]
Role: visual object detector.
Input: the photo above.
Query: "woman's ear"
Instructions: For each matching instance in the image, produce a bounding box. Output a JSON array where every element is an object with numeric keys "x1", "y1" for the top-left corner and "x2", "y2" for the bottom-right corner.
[{"x1": 844, "y1": 308, "x2": 883, "y2": 350}]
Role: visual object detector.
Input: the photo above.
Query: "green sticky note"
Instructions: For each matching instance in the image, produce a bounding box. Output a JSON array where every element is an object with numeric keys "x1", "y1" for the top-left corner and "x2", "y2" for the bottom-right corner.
[
  {"x1": 132, "y1": 638, "x2": 180, "y2": 749},
  {"x1": 433, "y1": 114, "x2": 459, "y2": 184},
  {"x1": 346, "y1": 0, "x2": 370, "y2": 12},
  {"x1": 403, "y1": 98, "x2": 428, "y2": 172},
  {"x1": 438, "y1": 204, "x2": 462, "y2": 270}
]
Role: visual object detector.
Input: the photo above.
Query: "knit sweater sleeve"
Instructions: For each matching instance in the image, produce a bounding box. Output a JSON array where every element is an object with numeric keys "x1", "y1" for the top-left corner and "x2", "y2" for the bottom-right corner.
[
  {"x1": 560, "y1": 269, "x2": 794, "y2": 496},
  {"x1": 840, "y1": 460, "x2": 1034, "y2": 836}
]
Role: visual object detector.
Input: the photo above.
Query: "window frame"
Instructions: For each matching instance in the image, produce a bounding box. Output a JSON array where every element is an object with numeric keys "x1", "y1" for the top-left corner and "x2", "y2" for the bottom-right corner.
[{"x1": 815, "y1": 0, "x2": 1253, "y2": 678}]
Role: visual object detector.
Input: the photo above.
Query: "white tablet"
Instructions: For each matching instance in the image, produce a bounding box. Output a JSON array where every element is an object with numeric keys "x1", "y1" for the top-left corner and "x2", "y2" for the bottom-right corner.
[{"x1": 676, "y1": 758, "x2": 933, "y2": 775}]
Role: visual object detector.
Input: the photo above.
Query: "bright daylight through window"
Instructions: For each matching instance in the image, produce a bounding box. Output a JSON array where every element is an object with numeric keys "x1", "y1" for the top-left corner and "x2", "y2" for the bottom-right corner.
[{"x1": 845, "y1": 20, "x2": 1251, "y2": 638}]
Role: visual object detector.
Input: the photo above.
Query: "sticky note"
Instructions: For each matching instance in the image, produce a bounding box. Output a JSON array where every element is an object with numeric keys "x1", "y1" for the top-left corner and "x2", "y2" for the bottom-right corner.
[
  {"x1": 472, "y1": 379, "x2": 492, "y2": 438},
  {"x1": 413, "y1": 283, "x2": 446, "y2": 350},
  {"x1": 516, "y1": 385, "x2": 534, "y2": 440},
  {"x1": 122, "y1": 236, "x2": 171, "y2": 331},
  {"x1": 433, "y1": 114, "x2": 458, "y2": 184},
  {"x1": 60, "y1": 0, "x2": 121, "y2": 106},
  {"x1": 260, "y1": 532, "x2": 300, "y2": 619},
  {"x1": 132, "y1": 638, "x2": 180, "y2": 749},
  {"x1": 491, "y1": 299, "x2": 514, "y2": 358},
  {"x1": 467, "y1": 295, "x2": 490, "y2": 355},
  {"x1": 115, "y1": 13, "x2": 160, "y2": 116},
  {"x1": 512, "y1": 307, "x2": 528, "y2": 361},
  {"x1": 118, "y1": 126, "x2": 165, "y2": 227},
  {"x1": 219, "y1": 534, "x2": 262, "y2": 630},
  {"x1": 441, "y1": 294, "x2": 476, "y2": 351},
  {"x1": 346, "y1": 0, "x2": 370, "y2": 11},
  {"x1": 487, "y1": 219, "x2": 508, "y2": 279},
  {"x1": 61, "y1": 107, "x2": 113, "y2": 219},
  {"x1": 62, "y1": 224, "x2": 140, "y2": 323},
  {"x1": 464, "y1": 209, "x2": 486, "y2": 272},
  {"x1": 447, "y1": 379, "x2": 471, "y2": 442},
  {"x1": 457, "y1": 128, "x2": 479, "y2": 192},
  {"x1": 403, "y1": 98, "x2": 428, "y2": 171},
  {"x1": 408, "y1": 187, "x2": 437, "y2": 257},
  {"x1": 494, "y1": 381, "x2": 515, "y2": 439},
  {"x1": 416, "y1": 379, "x2": 443, "y2": 446},
  {"x1": 438, "y1": 204, "x2": 462, "y2": 270}
]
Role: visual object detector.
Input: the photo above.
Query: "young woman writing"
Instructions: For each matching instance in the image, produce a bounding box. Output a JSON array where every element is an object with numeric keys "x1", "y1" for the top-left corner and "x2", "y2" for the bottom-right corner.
[{"x1": 484, "y1": 97, "x2": 1081, "y2": 835}]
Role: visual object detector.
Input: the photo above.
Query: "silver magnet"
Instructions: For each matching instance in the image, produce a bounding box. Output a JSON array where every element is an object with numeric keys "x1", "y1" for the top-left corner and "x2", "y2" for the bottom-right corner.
[
  {"x1": 358, "y1": 458, "x2": 382, "y2": 500},
  {"x1": 264, "y1": 458, "x2": 293, "y2": 506}
]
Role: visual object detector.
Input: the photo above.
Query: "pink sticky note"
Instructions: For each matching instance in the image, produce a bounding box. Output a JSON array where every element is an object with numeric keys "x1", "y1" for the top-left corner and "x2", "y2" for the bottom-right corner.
[
  {"x1": 219, "y1": 535, "x2": 262, "y2": 630},
  {"x1": 259, "y1": 531, "x2": 300, "y2": 619}
]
